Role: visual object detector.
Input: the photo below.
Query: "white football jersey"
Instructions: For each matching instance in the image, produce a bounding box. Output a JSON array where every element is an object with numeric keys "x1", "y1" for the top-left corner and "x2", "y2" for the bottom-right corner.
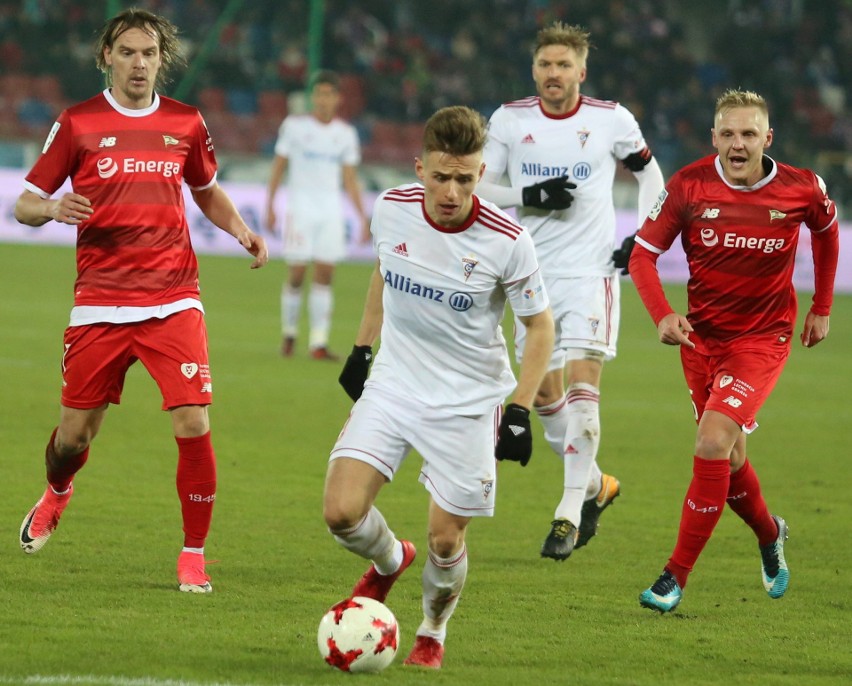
[
  {"x1": 366, "y1": 184, "x2": 549, "y2": 415},
  {"x1": 274, "y1": 114, "x2": 360, "y2": 201},
  {"x1": 484, "y1": 95, "x2": 649, "y2": 277}
]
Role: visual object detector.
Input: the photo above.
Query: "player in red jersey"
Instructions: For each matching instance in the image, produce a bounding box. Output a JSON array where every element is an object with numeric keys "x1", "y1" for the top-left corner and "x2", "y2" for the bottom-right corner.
[
  {"x1": 14, "y1": 8, "x2": 268, "y2": 593},
  {"x1": 629, "y1": 89, "x2": 839, "y2": 612}
]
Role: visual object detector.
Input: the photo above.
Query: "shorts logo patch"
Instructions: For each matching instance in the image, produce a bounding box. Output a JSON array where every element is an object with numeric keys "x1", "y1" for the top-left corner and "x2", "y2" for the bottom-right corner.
[
  {"x1": 719, "y1": 375, "x2": 733, "y2": 388},
  {"x1": 181, "y1": 363, "x2": 199, "y2": 379},
  {"x1": 481, "y1": 479, "x2": 494, "y2": 500}
]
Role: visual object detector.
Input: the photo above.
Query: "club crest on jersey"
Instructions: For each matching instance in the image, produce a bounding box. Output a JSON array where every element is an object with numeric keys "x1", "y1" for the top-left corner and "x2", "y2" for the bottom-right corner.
[
  {"x1": 462, "y1": 255, "x2": 478, "y2": 281},
  {"x1": 577, "y1": 128, "x2": 590, "y2": 148},
  {"x1": 163, "y1": 134, "x2": 179, "y2": 146},
  {"x1": 769, "y1": 209, "x2": 787, "y2": 221}
]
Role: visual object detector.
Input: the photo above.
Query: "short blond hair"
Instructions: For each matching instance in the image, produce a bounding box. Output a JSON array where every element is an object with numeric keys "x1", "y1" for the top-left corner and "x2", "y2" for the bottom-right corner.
[
  {"x1": 715, "y1": 89, "x2": 769, "y2": 121},
  {"x1": 532, "y1": 22, "x2": 591, "y2": 65},
  {"x1": 422, "y1": 106, "x2": 487, "y2": 157}
]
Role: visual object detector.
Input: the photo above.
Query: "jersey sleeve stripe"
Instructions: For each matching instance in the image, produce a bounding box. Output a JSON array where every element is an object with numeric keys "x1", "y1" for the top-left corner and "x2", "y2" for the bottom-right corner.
[
  {"x1": 580, "y1": 95, "x2": 617, "y2": 109},
  {"x1": 477, "y1": 207, "x2": 523, "y2": 239}
]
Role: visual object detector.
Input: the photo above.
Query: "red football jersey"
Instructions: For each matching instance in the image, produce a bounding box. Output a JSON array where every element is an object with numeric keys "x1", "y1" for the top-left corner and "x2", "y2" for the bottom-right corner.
[
  {"x1": 636, "y1": 154, "x2": 837, "y2": 341},
  {"x1": 25, "y1": 90, "x2": 217, "y2": 307}
]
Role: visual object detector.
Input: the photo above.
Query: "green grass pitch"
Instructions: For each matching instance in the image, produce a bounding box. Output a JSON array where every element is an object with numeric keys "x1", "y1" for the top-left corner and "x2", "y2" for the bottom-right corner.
[{"x1": 1, "y1": 243, "x2": 849, "y2": 685}]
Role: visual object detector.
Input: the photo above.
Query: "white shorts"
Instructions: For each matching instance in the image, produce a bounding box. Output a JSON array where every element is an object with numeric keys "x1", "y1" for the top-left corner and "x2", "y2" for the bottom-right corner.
[
  {"x1": 330, "y1": 385, "x2": 499, "y2": 517},
  {"x1": 515, "y1": 274, "x2": 619, "y2": 371},
  {"x1": 283, "y1": 197, "x2": 346, "y2": 264}
]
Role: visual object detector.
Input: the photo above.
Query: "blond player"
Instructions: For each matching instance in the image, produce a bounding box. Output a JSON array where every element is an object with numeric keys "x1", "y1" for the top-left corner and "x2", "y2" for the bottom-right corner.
[{"x1": 478, "y1": 22, "x2": 665, "y2": 560}]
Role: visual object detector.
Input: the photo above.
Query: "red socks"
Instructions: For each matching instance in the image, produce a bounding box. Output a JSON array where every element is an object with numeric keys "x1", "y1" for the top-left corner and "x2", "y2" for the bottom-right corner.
[
  {"x1": 45, "y1": 427, "x2": 89, "y2": 492},
  {"x1": 726, "y1": 458, "x2": 778, "y2": 546},
  {"x1": 667, "y1": 456, "x2": 730, "y2": 588},
  {"x1": 175, "y1": 432, "x2": 217, "y2": 548}
]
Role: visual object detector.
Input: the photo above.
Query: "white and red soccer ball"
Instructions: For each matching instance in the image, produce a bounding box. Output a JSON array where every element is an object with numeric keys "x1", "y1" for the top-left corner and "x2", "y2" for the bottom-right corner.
[{"x1": 317, "y1": 596, "x2": 400, "y2": 673}]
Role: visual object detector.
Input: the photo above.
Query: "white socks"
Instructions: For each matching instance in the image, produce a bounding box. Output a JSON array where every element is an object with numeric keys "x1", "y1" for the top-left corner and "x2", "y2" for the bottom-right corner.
[{"x1": 554, "y1": 383, "x2": 601, "y2": 524}]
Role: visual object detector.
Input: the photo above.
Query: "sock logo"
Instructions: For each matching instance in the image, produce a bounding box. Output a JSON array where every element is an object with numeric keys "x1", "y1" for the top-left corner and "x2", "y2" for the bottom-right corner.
[{"x1": 687, "y1": 498, "x2": 719, "y2": 514}]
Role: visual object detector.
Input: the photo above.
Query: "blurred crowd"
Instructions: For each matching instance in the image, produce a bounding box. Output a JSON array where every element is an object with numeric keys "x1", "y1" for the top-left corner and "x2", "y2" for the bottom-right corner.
[{"x1": 0, "y1": 0, "x2": 849, "y2": 209}]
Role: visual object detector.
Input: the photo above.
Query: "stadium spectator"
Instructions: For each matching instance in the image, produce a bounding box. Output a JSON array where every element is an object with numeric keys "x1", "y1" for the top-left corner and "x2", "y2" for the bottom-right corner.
[
  {"x1": 264, "y1": 69, "x2": 369, "y2": 360},
  {"x1": 478, "y1": 22, "x2": 665, "y2": 561},
  {"x1": 14, "y1": 8, "x2": 268, "y2": 593},
  {"x1": 629, "y1": 89, "x2": 839, "y2": 613},
  {"x1": 326, "y1": 106, "x2": 554, "y2": 668}
]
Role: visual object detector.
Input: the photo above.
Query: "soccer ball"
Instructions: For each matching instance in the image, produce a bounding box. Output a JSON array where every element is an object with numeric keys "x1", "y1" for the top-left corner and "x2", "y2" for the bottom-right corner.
[{"x1": 317, "y1": 596, "x2": 400, "y2": 673}]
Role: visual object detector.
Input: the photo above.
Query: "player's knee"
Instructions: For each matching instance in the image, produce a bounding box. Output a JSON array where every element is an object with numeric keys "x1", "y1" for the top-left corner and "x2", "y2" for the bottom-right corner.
[
  {"x1": 55, "y1": 433, "x2": 91, "y2": 458},
  {"x1": 694, "y1": 432, "x2": 735, "y2": 460},
  {"x1": 427, "y1": 530, "x2": 464, "y2": 559},
  {"x1": 323, "y1": 501, "x2": 363, "y2": 533}
]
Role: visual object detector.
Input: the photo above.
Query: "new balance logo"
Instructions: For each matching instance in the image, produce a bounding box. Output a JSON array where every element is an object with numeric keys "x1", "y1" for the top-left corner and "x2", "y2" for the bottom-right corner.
[
  {"x1": 98, "y1": 137, "x2": 117, "y2": 148},
  {"x1": 722, "y1": 396, "x2": 742, "y2": 408},
  {"x1": 521, "y1": 134, "x2": 535, "y2": 144},
  {"x1": 393, "y1": 243, "x2": 409, "y2": 256},
  {"x1": 700, "y1": 208, "x2": 720, "y2": 219}
]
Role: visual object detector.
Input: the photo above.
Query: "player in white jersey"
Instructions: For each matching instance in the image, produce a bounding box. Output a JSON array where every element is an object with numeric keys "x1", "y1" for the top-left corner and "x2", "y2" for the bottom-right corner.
[
  {"x1": 325, "y1": 106, "x2": 554, "y2": 669},
  {"x1": 478, "y1": 22, "x2": 665, "y2": 561},
  {"x1": 265, "y1": 70, "x2": 369, "y2": 360}
]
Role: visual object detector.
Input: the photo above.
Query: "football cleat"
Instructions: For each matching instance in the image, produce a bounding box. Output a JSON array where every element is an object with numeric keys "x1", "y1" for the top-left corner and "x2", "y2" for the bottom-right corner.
[
  {"x1": 281, "y1": 336, "x2": 295, "y2": 357},
  {"x1": 760, "y1": 514, "x2": 789, "y2": 599},
  {"x1": 177, "y1": 550, "x2": 213, "y2": 593},
  {"x1": 351, "y1": 540, "x2": 416, "y2": 603},
  {"x1": 310, "y1": 346, "x2": 340, "y2": 361},
  {"x1": 576, "y1": 473, "x2": 620, "y2": 548},
  {"x1": 639, "y1": 570, "x2": 683, "y2": 613},
  {"x1": 20, "y1": 484, "x2": 73, "y2": 554},
  {"x1": 540, "y1": 518, "x2": 578, "y2": 561},
  {"x1": 403, "y1": 635, "x2": 444, "y2": 669}
]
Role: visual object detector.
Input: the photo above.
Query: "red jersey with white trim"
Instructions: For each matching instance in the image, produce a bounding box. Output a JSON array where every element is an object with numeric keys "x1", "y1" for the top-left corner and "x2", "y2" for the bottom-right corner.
[
  {"x1": 366, "y1": 184, "x2": 548, "y2": 414},
  {"x1": 483, "y1": 95, "x2": 650, "y2": 277},
  {"x1": 636, "y1": 154, "x2": 838, "y2": 341},
  {"x1": 24, "y1": 90, "x2": 217, "y2": 307}
]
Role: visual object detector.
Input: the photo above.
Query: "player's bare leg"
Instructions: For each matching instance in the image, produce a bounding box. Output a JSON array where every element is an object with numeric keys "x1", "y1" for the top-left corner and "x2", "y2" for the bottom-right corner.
[{"x1": 324, "y1": 457, "x2": 415, "y2": 602}]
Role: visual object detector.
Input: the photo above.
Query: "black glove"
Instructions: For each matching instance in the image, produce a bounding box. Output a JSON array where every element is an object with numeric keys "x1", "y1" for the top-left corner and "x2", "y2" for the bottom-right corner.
[
  {"x1": 495, "y1": 403, "x2": 533, "y2": 466},
  {"x1": 522, "y1": 175, "x2": 576, "y2": 210},
  {"x1": 338, "y1": 345, "x2": 373, "y2": 401},
  {"x1": 612, "y1": 233, "x2": 636, "y2": 275}
]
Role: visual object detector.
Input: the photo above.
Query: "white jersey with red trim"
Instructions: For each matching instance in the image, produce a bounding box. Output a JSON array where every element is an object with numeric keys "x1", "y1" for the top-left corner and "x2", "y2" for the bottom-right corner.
[
  {"x1": 274, "y1": 114, "x2": 360, "y2": 205},
  {"x1": 484, "y1": 95, "x2": 649, "y2": 277},
  {"x1": 366, "y1": 183, "x2": 549, "y2": 414}
]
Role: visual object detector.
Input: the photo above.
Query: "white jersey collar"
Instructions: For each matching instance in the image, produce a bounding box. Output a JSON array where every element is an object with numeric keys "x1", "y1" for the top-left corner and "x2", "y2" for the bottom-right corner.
[
  {"x1": 713, "y1": 154, "x2": 777, "y2": 191},
  {"x1": 103, "y1": 88, "x2": 161, "y2": 117}
]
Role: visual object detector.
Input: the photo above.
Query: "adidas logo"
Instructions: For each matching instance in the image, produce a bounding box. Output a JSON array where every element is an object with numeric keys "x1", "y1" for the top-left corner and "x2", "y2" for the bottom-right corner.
[
  {"x1": 509, "y1": 425, "x2": 526, "y2": 436},
  {"x1": 564, "y1": 444, "x2": 578, "y2": 455},
  {"x1": 521, "y1": 134, "x2": 535, "y2": 144},
  {"x1": 393, "y1": 242, "x2": 409, "y2": 256}
]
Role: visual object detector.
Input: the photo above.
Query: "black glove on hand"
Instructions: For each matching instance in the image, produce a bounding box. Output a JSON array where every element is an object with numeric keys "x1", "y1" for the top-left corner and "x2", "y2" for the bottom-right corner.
[
  {"x1": 495, "y1": 403, "x2": 533, "y2": 466},
  {"x1": 522, "y1": 175, "x2": 577, "y2": 210},
  {"x1": 612, "y1": 233, "x2": 637, "y2": 275},
  {"x1": 338, "y1": 345, "x2": 373, "y2": 401}
]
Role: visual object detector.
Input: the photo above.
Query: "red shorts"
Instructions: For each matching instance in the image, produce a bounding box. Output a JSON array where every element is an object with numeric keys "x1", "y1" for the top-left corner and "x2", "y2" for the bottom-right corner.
[
  {"x1": 680, "y1": 335, "x2": 789, "y2": 432},
  {"x1": 60, "y1": 309, "x2": 212, "y2": 411}
]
